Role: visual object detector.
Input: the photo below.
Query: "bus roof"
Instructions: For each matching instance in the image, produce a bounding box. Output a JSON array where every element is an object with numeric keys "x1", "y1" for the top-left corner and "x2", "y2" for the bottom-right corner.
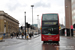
[
  {"x1": 41, "y1": 13, "x2": 59, "y2": 18},
  {"x1": 42, "y1": 13, "x2": 58, "y2": 14}
]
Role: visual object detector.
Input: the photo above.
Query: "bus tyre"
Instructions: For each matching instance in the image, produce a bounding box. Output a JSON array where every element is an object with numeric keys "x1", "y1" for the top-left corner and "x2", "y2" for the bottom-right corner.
[{"x1": 57, "y1": 41, "x2": 59, "y2": 44}]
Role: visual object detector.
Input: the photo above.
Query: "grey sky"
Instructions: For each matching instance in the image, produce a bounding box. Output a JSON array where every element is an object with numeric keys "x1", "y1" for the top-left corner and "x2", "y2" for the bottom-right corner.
[
  {"x1": 34, "y1": 1, "x2": 50, "y2": 8},
  {"x1": 0, "y1": 0, "x2": 65, "y2": 27},
  {"x1": 6, "y1": 0, "x2": 27, "y2": 11}
]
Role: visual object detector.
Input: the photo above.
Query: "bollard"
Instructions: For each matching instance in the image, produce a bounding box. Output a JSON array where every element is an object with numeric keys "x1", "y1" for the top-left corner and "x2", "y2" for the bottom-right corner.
[
  {"x1": 0, "y1": 36, "x2": 3, "y2": 41},
  {"x1": 65, "y1": 29, "x2": 67, "y2": 36}
]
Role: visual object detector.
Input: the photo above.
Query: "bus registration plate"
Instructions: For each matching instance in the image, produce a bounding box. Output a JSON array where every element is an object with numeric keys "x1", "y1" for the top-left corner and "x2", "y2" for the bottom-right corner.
[{"x1": 48, "y1": 40, "x2": 52, "y2": 41}]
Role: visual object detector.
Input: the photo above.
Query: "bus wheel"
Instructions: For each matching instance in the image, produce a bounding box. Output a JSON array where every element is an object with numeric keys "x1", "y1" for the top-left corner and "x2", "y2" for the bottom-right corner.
[{"x1": 57, "y1": 41, "x2": 59, "y2": 44}]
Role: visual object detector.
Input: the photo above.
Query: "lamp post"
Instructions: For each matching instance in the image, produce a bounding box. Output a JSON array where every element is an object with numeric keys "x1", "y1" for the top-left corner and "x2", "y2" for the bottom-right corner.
[
  {"x1": 24, "y1": 12, "x2": 26, "y2": 39},
  {"x1": 37, "y1": 15, "x2": 39, "y2": 34},
  {"x1": 31, "y1": 5, "x2": 34, "y2": 35},
  {"x1": 31, "y1": 5, "x2": 34, "y2": 26}
]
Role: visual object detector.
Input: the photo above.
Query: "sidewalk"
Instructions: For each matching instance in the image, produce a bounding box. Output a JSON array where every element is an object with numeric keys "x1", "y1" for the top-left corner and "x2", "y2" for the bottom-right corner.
[
  {"x1": 16, "y1": 34, "x2": 40, "y2": 40},
  {"x1": 60, "y1": 36, "x2": 75, "y2": 39},
  {"x1": 0, "y1": 34, "x2": 10, "y2": 39},
  {"x1": 0, "y1": 34, "x2": 41, "y2": 40}
]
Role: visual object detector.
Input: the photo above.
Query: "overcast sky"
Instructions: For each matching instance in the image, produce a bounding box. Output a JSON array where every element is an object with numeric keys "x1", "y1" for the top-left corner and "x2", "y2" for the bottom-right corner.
[{"x1": 0, "y1": 0, "x2": 65, "y2": 27}]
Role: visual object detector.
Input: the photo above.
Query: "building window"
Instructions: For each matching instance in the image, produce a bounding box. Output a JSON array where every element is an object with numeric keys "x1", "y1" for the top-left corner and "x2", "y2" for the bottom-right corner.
[
  {"x1": 4, "y1": 25, "x2": 6, "y2": 27},
  {"x1": 72, "y1": 16, "x2": 75, "y2": 20},
  {"x1": 73, "y1": 22, "x2": 75, "y2": 25},
  {"x1": 4, "y1": 20, "x2": 6, "y2": 22},
  {"x1": 74, "y1": 16, "x2": 75, "y2": 18},
  {"x1": 72, "y1": 0, "x2": 75, "y2": 3},
  {"x1": 72, "y1": 10, "x2": 75, "y2": 14},
  {"x1": 72, "y1": 4, "x2": 75, "y2": 9}
]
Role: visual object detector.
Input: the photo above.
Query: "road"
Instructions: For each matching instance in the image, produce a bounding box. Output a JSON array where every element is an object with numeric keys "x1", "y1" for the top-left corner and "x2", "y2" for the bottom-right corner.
[{"x1": 0, "y1": 35, "x2": 75, "y2": 50}]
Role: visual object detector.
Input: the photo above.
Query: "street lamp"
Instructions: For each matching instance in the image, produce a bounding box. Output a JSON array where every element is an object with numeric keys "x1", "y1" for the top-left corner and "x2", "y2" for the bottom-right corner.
[
  {"x1": 37, "y1": 15, "x2": 39, "y2": 34},
  {"x1": 24, "y1": 12, "x2": 26, "y2": 39},
  {"x1": 31, "y1": 5, "x2": 34, "y2": 35},
  {"x1": 31, "y1": 5, "x2": 34, "y2": 25}
]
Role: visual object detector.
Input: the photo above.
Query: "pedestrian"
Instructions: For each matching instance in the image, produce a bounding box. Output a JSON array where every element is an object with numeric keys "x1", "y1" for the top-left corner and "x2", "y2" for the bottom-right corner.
[
  {"x1": 14, "y1": 32, "x2": 16, "y2": 36},
  {"x1": 31, "y1": 32, "x2": 33, "y2": 37},
  {"x1": 26, "y1": 33, "x2": 29, "y2": 40},
  {"x1": 22, "y1": 32, "x2": 24, "y2": 39},
  {"x1": 13, "y1": 32, "x2": 15, "y2": 36},
  {"x1": 10, "y1": 33, "x2": 13, "y2": 39},
  {"x1": 16, "y1": 32, "x2": 19, "y2": 38},
  {"x1": 3, "y1": 33, "x2": 5, "y2": 38},
  {"x1": 29, "y1": 33, "x2": 32, "y2": 39}
]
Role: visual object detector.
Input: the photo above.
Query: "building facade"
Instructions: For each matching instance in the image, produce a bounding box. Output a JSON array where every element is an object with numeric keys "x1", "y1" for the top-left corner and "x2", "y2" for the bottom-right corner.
[
  {"x1": 72, "y1": 0, "x2": 75, "y2": 25},
  {"x1": 0, "y1": 11, "x2": 19, "y2": 35},
  {"x1": 65, "y1": 0, "x2": 72, "y2": 29},
  {"x1": 65, "y1": 0, "x2": 75, "y2": 29}
]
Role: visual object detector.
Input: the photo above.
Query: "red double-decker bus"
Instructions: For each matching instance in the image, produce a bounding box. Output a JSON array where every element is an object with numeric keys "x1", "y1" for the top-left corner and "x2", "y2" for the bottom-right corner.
[{"x1": 41, "y1": 13, "x2": 60, "y2": 43}]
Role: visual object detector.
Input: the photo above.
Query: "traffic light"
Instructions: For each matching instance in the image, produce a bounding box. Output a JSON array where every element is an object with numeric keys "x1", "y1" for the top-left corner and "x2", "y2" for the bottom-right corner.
[
  {"x1": 25, "y1": 22, "x2": 30, "y2": 28},
  {"x1": 73, "y1": 24, "x2": 75, "y2": 28},
  {"x1": 27, "y1": 24, "x2": 30, "y2": 28},
  {"x1": 25, "y1": 22, "x2": 28, "y2": 27},
  {"x1": 21, "y1": 26, "x2": 23, "y2": 30}
]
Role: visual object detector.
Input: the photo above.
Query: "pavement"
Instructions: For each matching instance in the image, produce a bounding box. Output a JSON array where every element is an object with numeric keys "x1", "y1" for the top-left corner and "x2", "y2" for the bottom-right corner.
[{"x1": 62, "y1": 35, "x2": 75, "y2": 38}]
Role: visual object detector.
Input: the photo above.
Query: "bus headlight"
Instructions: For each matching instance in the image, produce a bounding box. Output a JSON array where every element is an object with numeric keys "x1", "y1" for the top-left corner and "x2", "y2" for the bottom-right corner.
[
  {"x1": 56, "y1": 36, "x2": 58, "y2": 38},
  {"x1": 43, "y1": 37, "x2": 45, "y2": 38}
]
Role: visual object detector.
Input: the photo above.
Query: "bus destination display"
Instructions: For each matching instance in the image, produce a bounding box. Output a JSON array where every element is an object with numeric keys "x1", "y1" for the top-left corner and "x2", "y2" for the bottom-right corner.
[{"x1": 43, "y1": 22, "x2": 58, "y2": 25}]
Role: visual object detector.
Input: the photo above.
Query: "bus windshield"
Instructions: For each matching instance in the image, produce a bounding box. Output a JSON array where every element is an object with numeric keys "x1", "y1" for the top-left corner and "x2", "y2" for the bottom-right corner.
[
  {"x1": 42, "y1": 14, "x2": 58, "y2": 21},
  {"x1": 42, "y1": 26, "x2": 59, "y2": 35}
]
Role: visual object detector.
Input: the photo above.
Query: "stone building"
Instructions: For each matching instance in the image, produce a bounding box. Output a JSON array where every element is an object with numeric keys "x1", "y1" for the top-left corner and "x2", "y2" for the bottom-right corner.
[
  {"x1": 65, "y1": 0, "x2": 72, "y2": 29},
  {"x1": 65, "y1": 0, "x2": 75, "y2": 36},
  {"x1": 65, "y1": 0, "x2": 75, "y2": 28},
  {"x1": 0, "y1": 11, "x2": 19, "y2": 35}
]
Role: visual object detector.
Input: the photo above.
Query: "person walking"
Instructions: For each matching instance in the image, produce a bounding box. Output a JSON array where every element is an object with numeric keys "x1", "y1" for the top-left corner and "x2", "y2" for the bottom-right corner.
[
  {"x1": 16, "y1": 32, "x2": 19, "y2": 38},
  {"x1": 29, "y1": 33, "x2": 32, "y2": 39},
  {"x1": 22, "y1": 32, "x2": 24, "y2": 39},
  {"x1": 10, "y1": 33, "x2": 13, "y2": 39},
  {"x1": 26, "y1": 33, "x2": 29, "y2": 40},
  {"x1": 3, "y1": 33, "x2": 5, "y2": 38}
]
